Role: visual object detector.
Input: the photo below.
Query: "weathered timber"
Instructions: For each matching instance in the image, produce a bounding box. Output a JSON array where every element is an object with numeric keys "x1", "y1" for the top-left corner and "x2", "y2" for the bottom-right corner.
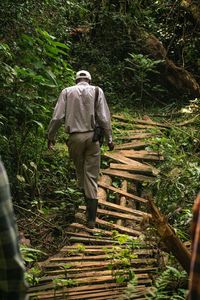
[
  {"x1": 29, "y1": 275, "x2": 152, "y2": 293},
  {"x1": 97, "y1": 175, "x2": 112, "y2": 202},
  {"x1": 79, "y1": 205, "x2": 142, "y2": 222},
  {"x1": 110, "y1": 163, "x2": 158, "y2": 175},
  {"x1": 42, "y1": 258, "x2": 158, "y2": 270},
  {"x1": 97, "y1": 182, "x2": 148, "y2": 204},
  {"x1": 119, "y1": 150, "x2": 164, "y2": 161},
  {"x1": 68, "y1": 223, "x2": 112, "y2": 236},
  {"x1": 114, "y1": 141, "x2": 151, "y2": 150},
  {"x1": 60, "y1": 247, "x2": 155, "y2": 256},
  {"x1": 98, "y1": 198, "x2": 151, "y2": 218},
  {"x1": 101, "y1": 168, "x2": 155, "y2": 182},
  {"x1": 117, "y1": 180, "x2": 127, "y2": 226},
  {"x1": 112, "y1": 114, "x2": 131, "y2": 122},
  {"x1": 104, "y1": 152, "x2": 143, "y2": 165},
  {"x1": 148, "y1": 197, "x2": 191, "y2": 273},
  {"x1": 133, "y1": 119, "x2": 170, "y2": 128},
  {"x1": 96, "y1": 217, "x2": 141, "y2": 236},
  {"x1": 44, "y1": 266, "x2": 157, "y2": 277},
  {"x1": 116, "y1": 133, "x2": 161, "y2": 140}
]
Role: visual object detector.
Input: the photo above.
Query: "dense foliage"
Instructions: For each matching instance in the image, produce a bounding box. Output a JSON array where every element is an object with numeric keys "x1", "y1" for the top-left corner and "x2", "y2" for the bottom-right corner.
[{"x1": 1, "y1": 1, "x2": 200, "y2": 297}]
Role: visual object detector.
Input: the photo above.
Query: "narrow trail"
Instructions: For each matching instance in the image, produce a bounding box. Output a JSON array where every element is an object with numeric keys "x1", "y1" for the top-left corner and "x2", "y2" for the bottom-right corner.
[{"x1": 29, "y1": 115, "x2": 166, "y2": 300}]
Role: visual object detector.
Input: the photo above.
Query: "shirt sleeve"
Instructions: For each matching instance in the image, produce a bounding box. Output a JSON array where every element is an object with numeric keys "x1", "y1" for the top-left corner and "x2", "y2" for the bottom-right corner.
[
  {"x1": 95, "y1": 88, "x2": 113, "y2": 144},
  {"x1": 47, "y1": 89, "x2": 67, "y2": 141},
  {"x1": 0, "y1": 160, "x2": 28, "y2": 298}
]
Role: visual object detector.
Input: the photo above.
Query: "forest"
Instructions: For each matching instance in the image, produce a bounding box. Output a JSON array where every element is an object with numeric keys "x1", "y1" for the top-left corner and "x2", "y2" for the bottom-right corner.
[{"x1": 1, "y1": 0, "x2": 200, "y2": 299}]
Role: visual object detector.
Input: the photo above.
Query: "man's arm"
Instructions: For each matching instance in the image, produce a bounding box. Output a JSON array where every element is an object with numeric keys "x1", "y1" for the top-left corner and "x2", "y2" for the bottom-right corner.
[
  {"x1": 47, "y1": 89, "x2": 67, "y2": 147},
  {"x1": 95, "y1": 88, "x2": 114, "y2": 149}
]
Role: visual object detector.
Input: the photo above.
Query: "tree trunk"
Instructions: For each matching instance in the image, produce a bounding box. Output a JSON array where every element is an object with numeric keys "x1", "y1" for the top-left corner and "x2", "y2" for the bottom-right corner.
[
  {"x1": 143, "y1": 33, "x2": 200, "y2": 97},
  {"x1": 180, "y1": 0, "x2": 200, "y2": 23},
  {"x1": 148, "y1": 197, "x2": 191, "y2": 273}
]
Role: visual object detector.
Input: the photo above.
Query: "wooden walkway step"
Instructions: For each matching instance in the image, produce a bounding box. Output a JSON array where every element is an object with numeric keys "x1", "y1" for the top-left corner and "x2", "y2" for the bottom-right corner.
[{"x1": 28, "y1": 115, "x2": 164, "y2": 300}]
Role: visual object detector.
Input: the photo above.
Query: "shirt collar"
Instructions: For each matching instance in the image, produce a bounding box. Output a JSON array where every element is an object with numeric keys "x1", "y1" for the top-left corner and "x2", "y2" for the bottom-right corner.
[{"x1": 77, "y1": 82, "x2": 89, "y2": 86}]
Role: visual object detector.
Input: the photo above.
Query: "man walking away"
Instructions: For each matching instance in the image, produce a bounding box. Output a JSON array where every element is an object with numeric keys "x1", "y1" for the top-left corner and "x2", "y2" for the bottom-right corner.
[{"x1": 48, "y1": 70, "x2": 114, "y2": 229}]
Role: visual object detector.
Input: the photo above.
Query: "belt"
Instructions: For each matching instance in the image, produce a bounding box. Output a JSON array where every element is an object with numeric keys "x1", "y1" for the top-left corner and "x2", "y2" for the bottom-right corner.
[{"x1": 69, "y1": 130, "x2": 94, "y2": 135}]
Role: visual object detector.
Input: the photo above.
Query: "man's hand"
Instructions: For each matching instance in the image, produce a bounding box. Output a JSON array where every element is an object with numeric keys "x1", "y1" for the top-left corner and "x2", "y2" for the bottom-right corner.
[
  {"x1": 48, "y1": 139, "x2": 55, "y2": 150},
  {"x1": 108, "y1": 142, "x2": 114, "y2": 151}
]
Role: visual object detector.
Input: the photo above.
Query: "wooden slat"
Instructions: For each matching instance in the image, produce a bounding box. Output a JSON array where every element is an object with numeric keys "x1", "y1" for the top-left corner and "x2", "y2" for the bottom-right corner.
[
  {"x1": 101, "y1": 168, "x2": 155, "y2": 182},
  {"x1": 116, "y1": 133, "x2": 160, "y2": 140},
  {"x1": 133, "y1": 118, "x2": 170, "y2": 128},
  {"x1": 68, "y1": 223, "x2": 112, "y2": 236},
  {"x1": 119, "y1": 150, "x2": 164, "y2": 161},
  {"x1": 79, "y1": 205, "x2": 143, "y2": 222},
  {"x1": 104, "y1": 152, "x2": 143, "y2": 165},
  {"x1": 98, "y1": 182, "x2": 148, "y2": 204},
  {"x1": 42, "y1": 257, "x2": 157, "y2": 270},
  {"x1": 117, "y1": 180, "x2": 127, "y2": 226},
  {"x1": 29, "y1": 276, "x2": 152, "y2": 293},
  {"x1": 114, "y1": 141, "x2": 151, "y2": 150},
  {"x1": 98, "y1": 198, "x2": 151, "y2": 218},
  {"x1": 96, "y1": 217, "x2": 141, "y2": 236},
  {"x1": 110, "y1": 163, "x2": 158, "y2": 175}
]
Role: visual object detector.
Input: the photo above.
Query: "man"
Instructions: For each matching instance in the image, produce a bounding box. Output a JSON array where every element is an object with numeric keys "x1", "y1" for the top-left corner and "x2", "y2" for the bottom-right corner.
[
  {"x1": 48, "y1": 70, "x2": 114, "y2": 229},
  {"x1": 188, "y1": 193, "x2": 200, "y2": 299},
  {"x1": 0, "y1": 158, "x2": 28, "y2": 299}
]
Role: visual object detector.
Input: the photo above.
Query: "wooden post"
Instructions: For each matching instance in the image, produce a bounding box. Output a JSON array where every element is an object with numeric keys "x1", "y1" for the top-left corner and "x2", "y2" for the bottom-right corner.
[{"x1": 148, "y1": 197, "x2": 191, "y2": 273}]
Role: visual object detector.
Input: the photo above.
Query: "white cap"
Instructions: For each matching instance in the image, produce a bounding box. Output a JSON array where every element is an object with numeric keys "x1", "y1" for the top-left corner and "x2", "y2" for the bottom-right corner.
[{"x1": 76, "y1": 70, "x2": 91, "y2": 81}]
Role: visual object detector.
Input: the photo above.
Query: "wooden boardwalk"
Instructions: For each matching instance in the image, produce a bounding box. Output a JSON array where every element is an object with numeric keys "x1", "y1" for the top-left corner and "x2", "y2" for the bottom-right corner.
[{"x1": 29, "y1": 116, "x2": 166, "y2": 300}]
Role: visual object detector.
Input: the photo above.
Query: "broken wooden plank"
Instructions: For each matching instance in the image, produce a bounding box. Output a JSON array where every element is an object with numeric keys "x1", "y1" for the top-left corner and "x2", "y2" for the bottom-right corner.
[
  {"x1": 97, "y1": 175, "x2": 112, "y2": 202},
  {"x1": 96, "y1": 217, "x2": 141, "y2": 236},
  {"x1": 98, "y1": 198, "x2": 151, "y2": 218},
  {"x1": 104, "y1": 152, "x2": 143, "y2": 165},
  {"x1": 69, "y1": 223, "x2": 112, "y2": 236},
  {"x1": 79, "y1": 205, "x2": 143, "y2": 222},
  {"x1": 101, "y1": 169, "x2": 155, "y2": 182},
  {"x1": 110, "y1": 163, "x2": 158, "y2": 175},
  {"x1": 116, "y1": 133, "x2": 161, "y2": 140},
  {"x1": 133, "y1": 118, "x2": 170, "y2": 128},
  {"x1": 119, "y1": 150, "x2": 164, "y2": 161},
  {"x1": 117, "y1": 180, "x2": 127, "y2": 226},
  {"x1": 97, "y1": 182, "x2": 148, "y2": 204},
  {"x1": 114, "y1": 141, "x2": 151, "y2": 150}
]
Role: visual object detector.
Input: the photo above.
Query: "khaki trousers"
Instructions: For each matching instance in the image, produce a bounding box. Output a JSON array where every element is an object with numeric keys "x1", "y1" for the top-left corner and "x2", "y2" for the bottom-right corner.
[{"x1": 67, "y1": 132, "x2": 100, "y2": 199}]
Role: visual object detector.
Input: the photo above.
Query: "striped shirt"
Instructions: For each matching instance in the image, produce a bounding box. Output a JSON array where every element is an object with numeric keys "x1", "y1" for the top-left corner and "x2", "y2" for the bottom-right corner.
[
  {"x1": 0, "y1": 159, "x2": 28, "y2": 299},
  {"x1": 188, "y1": 193, "x2": 200, "y2": 300}
]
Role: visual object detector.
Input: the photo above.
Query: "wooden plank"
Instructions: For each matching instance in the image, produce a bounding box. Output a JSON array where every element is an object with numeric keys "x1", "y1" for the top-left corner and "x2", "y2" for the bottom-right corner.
[
  {"x1": 44, "y1": 266, "x2": 157, "y2": 278},
  {"x1": 38, "y1": 269, "x2": 151, "y2": 282},
  {"x1": 104, "y1": 152, "x2": 143, "y2": 165},
  {"x1": 42, "y1": 258, "x2": 157, "y2": 270},
  {"x1": 117, "y1": 180, "x2": 127, "y2": 226},
  {"x1": 96, "y1": 217, "x2": 141, "y2": 236},
  {"x1": 97, "y1": 175, "x2": 112, "y2": 202},
  {"x1": 110, "y1": 163, "x2": 158, "y2": 175},
  {"x1": 133, "y1": 118, "x2": 170, "y2": 128},
  {"x1": 119, "y1": 150, "x2": 164, "y2": 161},
  {"x1": 59, "y1": 247, "x2": 155, "y2": 256},
  {"x1": 114, "y1": 141, "x2": 151, "y2": 150},
  {"x1": 30, "y1": 286, "x2": 149, "y2": 300},
  {"x1": 97, "y1": 182, "x2": 148, "y2": 204},
  {"x1": 101, "y1": 169, "x2": 155, "y2": 182},
  {"x1": 116, "y1": 133, "x2": 160, "y2": 140},
  {"x1": 68, "y1": 223, "x2": 112, "y2": 236},
  {"x1": 98, "y1": 198, "x2": 151, "y2": 218},
  {"x1": 29, "y1": 276, "x2": 152, "y2": 293},
  {"x1": 79, "y1": 206, "x2": 143, "y2": 222}
]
